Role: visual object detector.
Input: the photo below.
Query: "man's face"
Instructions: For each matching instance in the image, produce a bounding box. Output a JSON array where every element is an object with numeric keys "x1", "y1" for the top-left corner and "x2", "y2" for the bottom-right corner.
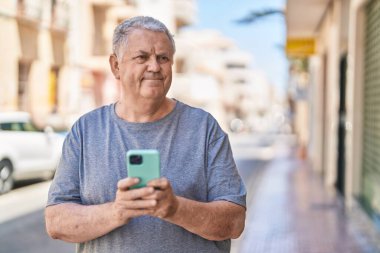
[{"x1": 112, "y1": 29, "x2": 174, "y2": 101}]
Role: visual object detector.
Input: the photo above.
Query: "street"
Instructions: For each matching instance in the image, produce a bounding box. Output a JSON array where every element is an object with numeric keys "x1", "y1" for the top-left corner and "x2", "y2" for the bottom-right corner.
[
  {"x1": 0, "y1": 209, "x2": 74, "y2": 253},
  {"x1": 0, "y1": 133, "x2": 276, "y2": 253},
  {"x1": 0, "y1": 181, "x2": 74, "y2": 253}
]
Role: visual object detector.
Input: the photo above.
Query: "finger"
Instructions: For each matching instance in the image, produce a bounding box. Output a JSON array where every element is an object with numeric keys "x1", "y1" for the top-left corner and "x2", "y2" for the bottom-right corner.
[
  {"x1": 117, "y1": 177, "x2": 140, "y2": 191},
  {"x1": 147, "y1": 177, "x2": 170, "y2": 189},
  {"x1": 141, "y1": 190, "x2": 165, "y2": 201},
  {"x1": 119, "y1": 199, "x2": 157, "y2": 209},
  {"x1": 119, "y1": 186, "x2": 155, "y2": 200}
]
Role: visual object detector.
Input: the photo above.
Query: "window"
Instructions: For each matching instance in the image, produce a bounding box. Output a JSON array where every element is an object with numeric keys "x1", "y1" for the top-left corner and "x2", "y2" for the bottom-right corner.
[
  {"x1": 18, "y1": 61, "x2": 32, "y2": 111},
  {"x1": 176, "y1": 58, "x2": 185, "y2": 73},
  {"x1": 92, "y1": 5, "x2": 107, "y2": 56},
  {"x1": 0, "y1": 122, "x2": 39, "y2": 132},
  {"x1": 226, "y1": 63, "x2": 246, "y2": 69},
  {"x1": 235, "y1": 79, "x2": 246, "y2": 84}
]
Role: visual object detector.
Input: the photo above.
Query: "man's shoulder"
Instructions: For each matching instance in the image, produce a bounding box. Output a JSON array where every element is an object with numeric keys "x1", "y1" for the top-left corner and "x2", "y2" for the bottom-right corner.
[
  {"x1": 176, "y1": 100, "x2": 222, "y2": 132},
  {"x1": 177, "y1": 101, "x2": 212, "y2": 120},
  {"x1": 79, "y1": 104, "x2": 113, "y2": 121},
  {"x1": 71, "y1": 104, "x2": 114, "y2": 130}
]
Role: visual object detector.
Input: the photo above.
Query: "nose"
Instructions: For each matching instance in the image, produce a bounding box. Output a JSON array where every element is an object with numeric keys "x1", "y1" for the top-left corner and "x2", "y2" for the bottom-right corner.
[{"x1": 147, "y1": 57, "x2": 160, "y2": 72}]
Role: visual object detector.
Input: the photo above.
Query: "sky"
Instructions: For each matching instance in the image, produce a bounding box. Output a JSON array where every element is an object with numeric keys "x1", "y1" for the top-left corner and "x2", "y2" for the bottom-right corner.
[{"x1": 188, "y1": 0, "x2": 288, "y2": 93}]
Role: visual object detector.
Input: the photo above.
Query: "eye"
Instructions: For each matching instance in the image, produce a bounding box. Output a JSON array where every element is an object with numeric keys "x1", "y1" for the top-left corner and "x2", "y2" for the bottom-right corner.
[
  {"x1": 157, "y1": 55, "x2": 170, "y2": 64},
  {"x1": 134, "y1": 55, "x2": 148, "y2": 63}
]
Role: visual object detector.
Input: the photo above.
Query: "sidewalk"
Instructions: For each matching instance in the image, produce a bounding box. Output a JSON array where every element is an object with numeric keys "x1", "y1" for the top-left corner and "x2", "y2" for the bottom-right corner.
[
  {"x1": 233, "y1": 149, "x2": 380, "y2": 253},
  {"x1": 0, "y1": 181, "x2": 50, "y2": 224}
]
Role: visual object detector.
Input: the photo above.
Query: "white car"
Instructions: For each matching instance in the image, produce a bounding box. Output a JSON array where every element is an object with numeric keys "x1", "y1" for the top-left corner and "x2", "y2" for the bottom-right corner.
[{"x1": 0, "y1": 112, "x2": 65, "y2": 194}]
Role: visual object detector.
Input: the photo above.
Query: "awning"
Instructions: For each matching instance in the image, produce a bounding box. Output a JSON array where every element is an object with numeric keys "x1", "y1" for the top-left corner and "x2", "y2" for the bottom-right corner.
[{"x1": 286, "y1": 38, "x2": 316, "y2": 57}]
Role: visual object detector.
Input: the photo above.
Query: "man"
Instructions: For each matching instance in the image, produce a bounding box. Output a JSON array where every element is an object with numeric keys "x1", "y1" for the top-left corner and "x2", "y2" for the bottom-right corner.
[{"x1": 45, "y1": 16, "x2": 246, "y2": 253}]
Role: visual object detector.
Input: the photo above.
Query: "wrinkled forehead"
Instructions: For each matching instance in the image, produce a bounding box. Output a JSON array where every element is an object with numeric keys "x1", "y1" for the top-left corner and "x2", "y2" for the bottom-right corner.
[{"x1": 119, "y1": 28, "x2": 174, "y2": 56}]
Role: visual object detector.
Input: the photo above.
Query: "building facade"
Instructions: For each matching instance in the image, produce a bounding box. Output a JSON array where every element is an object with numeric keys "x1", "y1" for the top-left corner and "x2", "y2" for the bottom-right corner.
[
  {"x1": 0, "y1": 0, "x2": 197, "y2": 128},
  {"x1": 286, "y1": 0, "x2": 380, "y2": 229},
  {"x1": 0, "y1": 0, "x2": 70, "y2": 126},
  {"x1": 1, "y1": 0, "x2": 275, "y2": 135}
]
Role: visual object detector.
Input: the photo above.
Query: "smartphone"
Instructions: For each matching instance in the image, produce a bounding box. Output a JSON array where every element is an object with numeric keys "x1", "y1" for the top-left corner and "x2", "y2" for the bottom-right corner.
[{"x1": 126, "y1": 149, "x2": 160, "y2": 189}]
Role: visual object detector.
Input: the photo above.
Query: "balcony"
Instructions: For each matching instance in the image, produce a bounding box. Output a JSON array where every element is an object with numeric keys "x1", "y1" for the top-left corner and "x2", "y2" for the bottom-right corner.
[
  {"x1": 90, "y1": 0, "x2": 129, "y2": 7},
  {"x1": 173, "y1": 0, "x2": 196, "y2": 29},
  {"x1": 16, "y1": 0, "x2": 43, "y2": 25},
  {"x1": 109, "y1": 5, "x2": 137, "y2": 24},
  {"x1": 50, "y1": 0, "x2": 70, "y2": 31},
  {"x1": 286, "y1": 0, "x2": 330, "y2": 38}
]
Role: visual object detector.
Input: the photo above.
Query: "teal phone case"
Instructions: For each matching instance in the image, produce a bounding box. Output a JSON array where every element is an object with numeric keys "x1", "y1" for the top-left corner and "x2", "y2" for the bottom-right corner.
[{"x1": 126, "y1": 149, "x2": 160, "y2": 189}]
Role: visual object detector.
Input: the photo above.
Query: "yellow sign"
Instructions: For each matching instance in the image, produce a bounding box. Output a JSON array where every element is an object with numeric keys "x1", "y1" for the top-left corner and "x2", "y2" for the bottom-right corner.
[{"x1": 286, "y1": 38, "x2": 316, "y2": 57}]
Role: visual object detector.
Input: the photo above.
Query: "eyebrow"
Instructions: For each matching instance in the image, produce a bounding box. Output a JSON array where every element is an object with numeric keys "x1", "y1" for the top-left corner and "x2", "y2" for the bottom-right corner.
[
  {"x1": 134, "y1": 50, "x2": 149, "y2": 55},
  {"x1": 133, "y1": 50, "x2": 171, "y2": 56}
]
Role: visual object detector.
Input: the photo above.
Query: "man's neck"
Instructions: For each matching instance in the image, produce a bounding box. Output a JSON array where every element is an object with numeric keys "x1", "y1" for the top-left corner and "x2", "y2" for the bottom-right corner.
[{"x1": 115, "y1": 97, "x2": 175, "y2": 123}]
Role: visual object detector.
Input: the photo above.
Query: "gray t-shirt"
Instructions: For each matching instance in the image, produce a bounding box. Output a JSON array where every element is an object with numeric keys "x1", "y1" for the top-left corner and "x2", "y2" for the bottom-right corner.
[{"x1": 47, "y1": 100, "x2": 246, "y2": 253}]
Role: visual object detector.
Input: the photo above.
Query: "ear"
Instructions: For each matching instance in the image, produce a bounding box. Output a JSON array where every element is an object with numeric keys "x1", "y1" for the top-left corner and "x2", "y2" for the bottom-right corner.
[{"x1": 109, "y1": 54, "x2": 120, "y2": 80}]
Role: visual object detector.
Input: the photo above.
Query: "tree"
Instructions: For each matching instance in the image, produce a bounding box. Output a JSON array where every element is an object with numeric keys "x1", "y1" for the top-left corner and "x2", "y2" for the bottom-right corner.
[{"x1": 235, "y1": 9, "x2": 284, "y2": 24}]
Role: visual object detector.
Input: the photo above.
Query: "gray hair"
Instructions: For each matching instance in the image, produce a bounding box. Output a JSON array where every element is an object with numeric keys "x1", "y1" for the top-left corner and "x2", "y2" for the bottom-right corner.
[{"x1": 112, "y1": 16, "x2": 176, "y2": 59}]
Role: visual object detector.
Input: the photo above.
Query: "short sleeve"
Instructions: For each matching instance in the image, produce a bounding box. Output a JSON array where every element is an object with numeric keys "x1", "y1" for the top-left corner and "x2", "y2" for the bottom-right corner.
[
  {"x1": 46, "y1": 122, "x2": 82, "y2": 206},
  {"x1": 207, "y1": 134, "x2": 246, "y2": 208}
]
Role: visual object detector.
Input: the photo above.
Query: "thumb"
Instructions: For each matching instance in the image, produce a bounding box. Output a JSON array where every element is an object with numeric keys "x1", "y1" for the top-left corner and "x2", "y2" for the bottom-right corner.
[{"x1": 117, "y1": 177, "x2": 140, "y2": 191}]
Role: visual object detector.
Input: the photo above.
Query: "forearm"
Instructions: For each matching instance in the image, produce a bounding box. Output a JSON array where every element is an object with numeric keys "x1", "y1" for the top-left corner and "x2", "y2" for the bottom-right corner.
[
  {"x1": 164, "y1": 197, "x2": 246, "y2": 241},
  {"x1": 45, "y1": 202, "x2": 123, "y2": 243}
]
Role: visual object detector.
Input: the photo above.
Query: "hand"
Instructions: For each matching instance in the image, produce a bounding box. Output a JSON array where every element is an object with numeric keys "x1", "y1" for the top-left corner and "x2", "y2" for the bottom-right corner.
[
  {"x1": 112, "y1": 177, "x2": 157, "y2": 225},
  {"x1": 144, "y1": 178, "x2": 179, "y2": 219}
]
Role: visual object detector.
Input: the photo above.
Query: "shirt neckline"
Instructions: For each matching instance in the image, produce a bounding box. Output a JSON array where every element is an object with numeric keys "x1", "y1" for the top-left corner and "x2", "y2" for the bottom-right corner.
[{"x1": 110, "y1": 99, "x2": 180, "y2": 129}]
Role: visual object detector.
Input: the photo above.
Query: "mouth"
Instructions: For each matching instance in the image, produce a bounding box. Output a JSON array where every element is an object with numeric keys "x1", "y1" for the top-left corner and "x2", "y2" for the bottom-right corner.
[
  {"x1": 143, "y1": 78, "x2": 163, "y2": 82},
  {"x1": 143, "y1": 76, "x2": 164, "y2": 80},
  {"x1": 142, "y1": 77, "x2": 164, "y2": 84},
  {"x1": 141, "y1": 79, "x2": 163, "y2": 87},
  {"x1": 143, "y1": 78, "x2": 163, "y2": 81},
  {"x1": 142, "y1": 74, "x2": 164, "y2": 81}
]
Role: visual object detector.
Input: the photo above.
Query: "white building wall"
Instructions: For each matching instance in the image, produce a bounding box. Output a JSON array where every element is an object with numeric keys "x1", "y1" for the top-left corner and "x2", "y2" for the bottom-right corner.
[
  {"x1": 345, "y1": 0, "x2": 368, "y2": 207},
  {"x1": 0, "y1": 10, "x2": 19, "y2": 110},
  {"x1": 299, "y1": 0, "x2": 370, "y2": 206},
  {"x1": 326, "y1": 2, "x2": 341, "y2": 187},
  {"x1": 312, "y1": 1, "x2": 342, "y2": 187},
  {"x1": 170, "y1": 29, "x2": 270, "y2": 133},
  {"x1": 308, "y1": 55, "x2": 324, "y2": 174},
  {"x1": 137, "y1": 0, "x2": 175, "y2": 32}
]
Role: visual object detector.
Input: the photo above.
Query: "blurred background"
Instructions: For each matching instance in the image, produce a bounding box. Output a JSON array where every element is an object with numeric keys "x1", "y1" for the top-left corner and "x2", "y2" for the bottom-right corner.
[{"x1": 1, "y1": 0, "x2": 380, "y2": 252}]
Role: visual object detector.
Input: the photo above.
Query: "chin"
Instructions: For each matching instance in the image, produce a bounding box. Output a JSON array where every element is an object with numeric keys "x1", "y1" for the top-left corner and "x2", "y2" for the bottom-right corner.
[{"x1": 141, "y1": 91, "x2": 165, "y2": 100}]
